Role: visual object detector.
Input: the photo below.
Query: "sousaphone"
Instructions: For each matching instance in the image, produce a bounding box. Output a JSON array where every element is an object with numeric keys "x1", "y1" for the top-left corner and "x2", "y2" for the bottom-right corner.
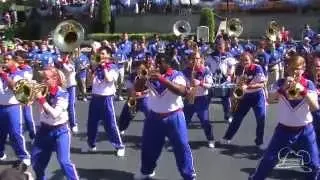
[
  {"x1": 173, "y1": 20, "x2": 191, "y2": 37},
  {"x1": 52, "y1": 20, "x2": 85, "y2": 52}
]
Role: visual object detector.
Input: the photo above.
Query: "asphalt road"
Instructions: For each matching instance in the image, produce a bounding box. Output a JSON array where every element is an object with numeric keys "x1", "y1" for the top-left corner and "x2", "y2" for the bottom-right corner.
[{"x1": 0, "y1": 99, "x2": 310, "y2": 180}]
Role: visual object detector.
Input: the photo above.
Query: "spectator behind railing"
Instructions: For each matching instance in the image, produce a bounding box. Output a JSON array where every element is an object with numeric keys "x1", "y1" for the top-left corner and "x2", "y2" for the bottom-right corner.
[{"x1": 38, "y1": 0, "x2": 95, "y2": 18}]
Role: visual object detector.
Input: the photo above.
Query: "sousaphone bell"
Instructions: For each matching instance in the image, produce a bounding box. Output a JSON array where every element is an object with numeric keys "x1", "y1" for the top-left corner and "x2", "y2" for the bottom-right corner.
[
  {"x1": 226, "y1": 18, "x2": 243, "y2": 37},
  {"x1": 266, "y1": 20, "x2": 281, "y2": 42},
  {"x1": 52, "y1": 20, "x2": 85, "y2": 52},
  {"x1": 173, "y1": 20, "x2": 191, "y2": 37}
]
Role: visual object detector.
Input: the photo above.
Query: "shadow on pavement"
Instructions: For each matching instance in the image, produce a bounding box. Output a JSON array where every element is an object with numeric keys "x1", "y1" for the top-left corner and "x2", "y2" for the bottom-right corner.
[
  {"x1": 216, "y1": 143, "x2": 264, "y2": 160},
  {"x1": 241, "y1": 167, "x2": 307, "y2": 180}
]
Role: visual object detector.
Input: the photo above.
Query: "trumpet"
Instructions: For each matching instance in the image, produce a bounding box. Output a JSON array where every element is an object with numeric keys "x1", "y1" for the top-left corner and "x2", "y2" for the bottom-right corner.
[
  {"x1": 137, "y1": 65, "x2": 149, "y2": 79},
  {"x1": 286, "y1": 74, "x2": 303, "y2": 100}
]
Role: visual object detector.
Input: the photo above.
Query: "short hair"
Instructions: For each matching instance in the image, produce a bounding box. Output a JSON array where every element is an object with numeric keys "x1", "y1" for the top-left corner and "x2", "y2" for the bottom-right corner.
[
  {"x1": 155, "y1": 53, "x2": 172, "y2": 66},
  {"x1": 14, "y1": 50, "x2": 28, "y2": 60}
]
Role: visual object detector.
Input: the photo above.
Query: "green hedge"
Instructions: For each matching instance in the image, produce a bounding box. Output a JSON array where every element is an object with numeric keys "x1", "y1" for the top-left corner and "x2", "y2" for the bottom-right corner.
[
  {"x1": 87, "y1": 33, "x2": 187, "y2": 42},
  {"x1": 199, "y1": 8, "x2": 215, "y2": 43}
]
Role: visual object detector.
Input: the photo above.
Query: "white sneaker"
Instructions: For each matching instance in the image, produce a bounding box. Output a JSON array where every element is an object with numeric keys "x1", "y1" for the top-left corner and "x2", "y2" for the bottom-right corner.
[
  {"x1": 116, "y1": 148, "x2": 125, "y2": 157},
  {"x1": 0, "y1": 154, "x2": 7, "y2": 161},
  {"x1": 22, "y1": 159, "x2": 31, "y2": 166},
  {"x1": 72, "y1": 126, "x2": 79, "y2": 134},
  {"x1": 134, "y1": 171, "x2": 155, "y2": 180},
  {"x1": 166, "y1": 145, "x2": 173, "y2": 151},
  {"x1": 220, "y1": 139, "x2": 231, "y2": 145},
  {"x1": 208, "y1": 141, "x2": 215, "y2": 148},
  {"x1": 88, "y1": 147, "x2": 97, "y2": 152},
  {"x1": 83, "y1": 98, "x2": 87, "y2": 102},
  {"x1": 118, "y1": 96, "x2": 124, "y2": 101},
  {"x1": 120, "y1": 131, "x2": 125, "y2": 135},
  {"x1": 228, "y1": 117, "x2": 233, "y2": 123}
]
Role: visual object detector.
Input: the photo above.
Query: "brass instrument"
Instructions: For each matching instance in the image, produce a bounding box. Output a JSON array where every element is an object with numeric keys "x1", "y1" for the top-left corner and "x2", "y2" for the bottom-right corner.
[
  {"x1": 266, "y1": 21, "x2": 281, "y2": 42},
  {"x1": 13, "y1": 79, "x2": 48, "y2": 105},
  {"x1": 137, "y1": 64, "x2": 149, "y2": 79},
  {"x1": 286, "y1": 73, "x2": 303, "y2": 100},
  {"x1": 173, "y1": 20, "x2": 191, "y2": 37},
  {"x1": 231, "y1": 68, "x2": 247, "y2": 113},
  {"x1": 127, "y1": 97, "x2": 137, "y2": 114},
  {"x1": 127, "y1": 64, "x2": 150, "y2": 114},
  {"x1": 52, "y1": 20, "x2": 85, "y2": 53},
  {"x1": 226, "y1": 18, "x2": 243, "y2": 38},
  {"x1": 186, "y1": 61, "x2": 197, "y2": 104}
]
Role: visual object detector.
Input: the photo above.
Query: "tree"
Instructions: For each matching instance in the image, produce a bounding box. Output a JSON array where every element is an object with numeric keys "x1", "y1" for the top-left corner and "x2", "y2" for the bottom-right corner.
[
  {"x1": 199, "y1": 8, "x2": 215, "y2": 43},
  {"x1": 98, "y1": 0, "x2": 111, "y2": 33}
]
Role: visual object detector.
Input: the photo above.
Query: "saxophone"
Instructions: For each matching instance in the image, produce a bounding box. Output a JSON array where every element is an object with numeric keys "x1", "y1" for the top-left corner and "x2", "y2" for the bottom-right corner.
[
  {"x1": 127, "y1": 64, "x2": 149, "y2": 114},
  {"x1": 230, "y1": 68, "x2": 246, "y2": 113}
]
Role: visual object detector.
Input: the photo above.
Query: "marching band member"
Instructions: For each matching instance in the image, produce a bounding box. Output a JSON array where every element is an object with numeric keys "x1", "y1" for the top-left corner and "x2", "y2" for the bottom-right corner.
[
  {"x1": 74, "y1": 48, "x2": 90, "y2": 101},
  {"x1": 111, "y1": 42, "x2": 126, "y2": 101},
  {"x1": 266, "y1": 42, "x2": 281, "y2": 91},
  {"x1": 206, "y1": 39, "x2": 234, "y2": 122},
  {"x1": 255, "y1": 44, "x2": 269, "y2": 77},
  {"x1": 134, "y1": 53, "x2": 196, "y2": 180},
  {"x1": 60, "y1": 54, "x2": 79, "y2": 134},
  {"x1": 230, "y1": 36, "x2": 244, "y2": 59},
  {"x1": 244, "y1": 40, "x2": 257, "y2": 54},
  {"x1": 31, "y1": 67, "x2": 79, "y2": 180},
  {"x1": 183, "y1": 52, "x2": 215, "y2": 148},
  {"x1": 0, "y1": 53, "x2": 30, "y2": 166},
  {"x1": 312, "y1": 34, "x2": 320, "y2": 52},
  {"x1": 221, "y1": 52, "x2": 266, "y2": 147},
  {"x1": 118, "y1": 59, "x2": 151, "y2": 134},
  {"x1": 86, "y1": 48, "x2": 125, "y2": 156},
  {"x1": 302, "y1": 24, "x2": 316, "y2": 41},
  {"x1": 118, "y1": 32, "x2": 132, "y2": 74},
  {"x1": 16, "y1": 52, "x2": 36, "y2": 140},
  {"x1": 311, "y1": 53, "x2": 320, "y2": 147},
  {"x1": 249, "y1": 55, "x2": 320, "y2": 180},
  {"x1": 297, "y1": 37, "x2": 314, "y2": 57}
]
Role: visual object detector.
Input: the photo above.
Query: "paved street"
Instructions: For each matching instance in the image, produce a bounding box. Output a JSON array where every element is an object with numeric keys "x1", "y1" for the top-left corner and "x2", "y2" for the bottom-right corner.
[{"x1": 0, "y1": 99, "x2": 308, "y2": 180}]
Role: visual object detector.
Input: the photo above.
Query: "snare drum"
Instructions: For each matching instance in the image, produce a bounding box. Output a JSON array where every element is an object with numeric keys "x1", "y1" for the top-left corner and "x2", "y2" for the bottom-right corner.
[{"x1": 211, "y1": 83, "x2": 235, "y2": 98}]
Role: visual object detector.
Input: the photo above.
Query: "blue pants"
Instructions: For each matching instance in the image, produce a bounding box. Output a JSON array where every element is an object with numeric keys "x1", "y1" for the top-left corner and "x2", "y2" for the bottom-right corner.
[
  {"x1": 0, "y1": 105, "x2": 30, "y2": 160},
  {"x1": 140, "y1": 110, "x2": 196, "y2": 180},
  {"x1": 224, "y1": 90, "x2": 266, "y2": 145},
  {"x1": 221, "y1": 96, "x2": 231, "y2": 121},
  {"x1": 184, "y1": 95, "x2": 214, "y2": 141},
  {"x1": 67, "y1": 86, "x2": 78, "y2": 128},
  {"x1": 23, "y1": 105, "x2": 36, "y2": 139},
  {"x1": 250, "y1": 123, "x2": 320, "y2": 180},
  {"x1": 87, "y1": 95, "x2": 124, "y2": 149},
  {"x1": 31, "y1": 123, "x2": 79, "y2": 180},
  {"x1": 118, "y1": 97, "x2": 149, "y2": 131}
]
